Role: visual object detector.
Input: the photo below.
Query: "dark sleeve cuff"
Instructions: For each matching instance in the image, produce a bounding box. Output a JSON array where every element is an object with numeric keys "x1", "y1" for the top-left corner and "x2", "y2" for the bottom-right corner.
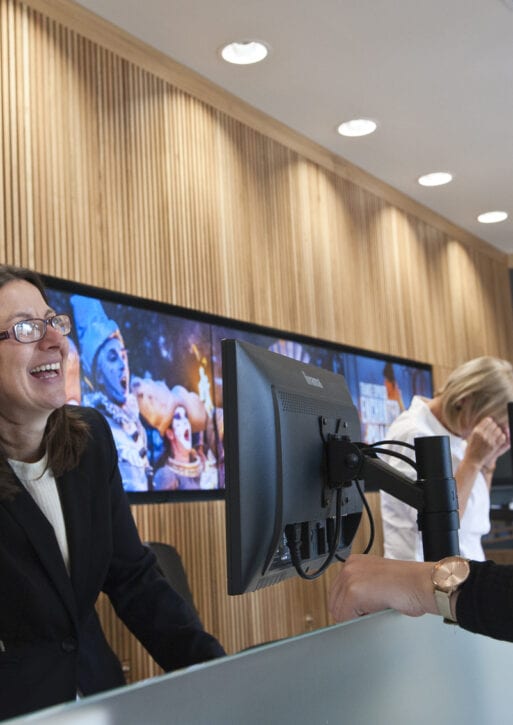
[{"x1": 456, "y1": 559, "x2": 513, "y2": 642}]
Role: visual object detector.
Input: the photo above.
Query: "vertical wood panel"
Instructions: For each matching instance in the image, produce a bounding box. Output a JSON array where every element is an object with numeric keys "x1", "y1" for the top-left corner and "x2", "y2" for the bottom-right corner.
[{"x1": 2, "y1": 0, "x2": 513, "y2": 685}]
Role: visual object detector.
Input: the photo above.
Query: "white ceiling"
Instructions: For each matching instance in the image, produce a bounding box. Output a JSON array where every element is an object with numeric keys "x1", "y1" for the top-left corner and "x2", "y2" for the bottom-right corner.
[{"x1": 75, "y1": 0, "x2": 513, "y2": 254}]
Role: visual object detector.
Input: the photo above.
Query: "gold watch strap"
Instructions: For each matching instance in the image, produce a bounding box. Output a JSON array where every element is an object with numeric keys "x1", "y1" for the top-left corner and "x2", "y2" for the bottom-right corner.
[{"x1": 434, "y1": 589, "x2": 456, "y2": 622}]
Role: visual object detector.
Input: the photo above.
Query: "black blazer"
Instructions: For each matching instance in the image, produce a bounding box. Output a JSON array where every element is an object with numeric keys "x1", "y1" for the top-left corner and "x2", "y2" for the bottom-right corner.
[{"x1": 0, "y1": 407, "x2": 224, "y2": 720}]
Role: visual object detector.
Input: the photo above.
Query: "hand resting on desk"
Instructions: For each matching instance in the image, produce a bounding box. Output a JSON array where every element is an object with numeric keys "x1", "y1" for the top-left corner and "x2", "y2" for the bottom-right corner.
[{"x1": 328, "y1": 554, "x2": 437, "y2": 622}]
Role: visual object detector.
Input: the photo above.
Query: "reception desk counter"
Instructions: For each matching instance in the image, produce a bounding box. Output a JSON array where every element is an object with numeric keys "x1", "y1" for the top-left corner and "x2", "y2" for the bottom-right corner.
[{"x1": 12, "y1": 610, "x2": 511, "y2": 724}]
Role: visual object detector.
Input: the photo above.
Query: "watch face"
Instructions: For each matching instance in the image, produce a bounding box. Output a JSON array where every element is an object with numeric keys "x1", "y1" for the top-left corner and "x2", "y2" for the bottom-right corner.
[{"x1": 432, "y1": 556, "x2": 470, "y2": 593}]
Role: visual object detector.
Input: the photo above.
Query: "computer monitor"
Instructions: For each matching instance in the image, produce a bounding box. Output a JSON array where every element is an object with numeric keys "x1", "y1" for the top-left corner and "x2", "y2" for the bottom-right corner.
[{"x1": 222, "y1": 339, "x2": 365, "y2": 595}]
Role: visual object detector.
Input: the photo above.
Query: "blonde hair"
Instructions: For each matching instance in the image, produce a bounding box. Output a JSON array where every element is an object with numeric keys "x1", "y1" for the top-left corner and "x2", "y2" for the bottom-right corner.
[{"x1": 439, "y1": 356, "x2": 513, "y2": 433}]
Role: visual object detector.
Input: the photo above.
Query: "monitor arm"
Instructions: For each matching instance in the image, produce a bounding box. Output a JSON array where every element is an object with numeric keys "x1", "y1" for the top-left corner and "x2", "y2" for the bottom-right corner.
[{"x1": 325, "y1": 434, "x2": 460, "y2": 561}]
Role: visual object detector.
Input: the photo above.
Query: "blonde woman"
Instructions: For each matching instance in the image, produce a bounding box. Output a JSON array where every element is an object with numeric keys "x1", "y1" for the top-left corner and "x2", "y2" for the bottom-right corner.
[{"x1": 380, "y1": 357, "x2": 513, "y2": 561}]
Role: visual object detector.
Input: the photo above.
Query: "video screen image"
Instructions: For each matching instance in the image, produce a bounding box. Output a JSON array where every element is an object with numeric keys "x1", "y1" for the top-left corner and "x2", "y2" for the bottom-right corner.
[
  {"x1": 46, "y1": 288, "x2": 219, "y2": 495},
  {"x1": 46, "y1": 280, "x2": 433, "y2": 498},
  {"x1": 342, "y1": 354, "x2": 433, "y2": 444}
]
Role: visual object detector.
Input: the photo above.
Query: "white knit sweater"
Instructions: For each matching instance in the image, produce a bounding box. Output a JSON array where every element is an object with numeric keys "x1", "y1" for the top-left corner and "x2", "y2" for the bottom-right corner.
[{"x1": 9, "y1": 454, "x2": 70, "y2": 573}]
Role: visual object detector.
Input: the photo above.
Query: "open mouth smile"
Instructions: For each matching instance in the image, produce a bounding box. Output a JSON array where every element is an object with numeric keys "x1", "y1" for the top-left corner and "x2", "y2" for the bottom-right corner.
[{"x1": 30, "y1": 362, "x2": 61, "y2": 379}]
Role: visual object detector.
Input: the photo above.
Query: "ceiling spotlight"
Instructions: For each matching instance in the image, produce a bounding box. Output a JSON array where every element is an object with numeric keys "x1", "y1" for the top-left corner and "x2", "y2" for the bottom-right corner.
[
  {"x1": 477, "y1": 211, "x2": 508, "y2": 224},
  {"x1": 337, "y1": 119, "x2": 377, "y2": 137},
  {"x1": 417, "y1": 172, "x2": 453, "y2": 187},
  {"x1": 221, "y1": 41, "x2": 269, "y2": 65}
]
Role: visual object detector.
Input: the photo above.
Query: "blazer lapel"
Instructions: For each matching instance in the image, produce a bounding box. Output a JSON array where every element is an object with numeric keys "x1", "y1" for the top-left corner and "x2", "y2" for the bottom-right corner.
[
  {"x1": 57, "y1": 465, "x2": 92, "y2": 602},
  {"x1": 4, "y1": 480, "x2": 79, "y2": 627}
]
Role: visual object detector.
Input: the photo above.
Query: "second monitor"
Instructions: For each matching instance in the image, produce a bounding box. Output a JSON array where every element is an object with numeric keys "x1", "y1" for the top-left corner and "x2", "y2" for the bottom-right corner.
[{"x1": 222, "y1": 339, "x2": 364, "y2": 595}]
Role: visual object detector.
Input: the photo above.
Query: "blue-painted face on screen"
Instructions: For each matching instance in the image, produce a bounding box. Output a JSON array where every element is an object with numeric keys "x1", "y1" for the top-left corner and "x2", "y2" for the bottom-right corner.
[{"x1": 95, "y1": 336, "x2": 129, "y2": 405}]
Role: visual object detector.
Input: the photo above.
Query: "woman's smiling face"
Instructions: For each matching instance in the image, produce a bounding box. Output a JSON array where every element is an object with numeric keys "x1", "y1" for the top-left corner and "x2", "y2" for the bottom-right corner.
[{"x1": 0, "y1": 279, "x2": 69, "y2": 423}]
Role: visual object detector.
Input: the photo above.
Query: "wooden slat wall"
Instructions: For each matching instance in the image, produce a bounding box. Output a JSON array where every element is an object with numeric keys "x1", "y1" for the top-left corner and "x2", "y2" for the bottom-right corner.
[{"x1": 2, "y1": 0, "x2": 513, "y2": 683}]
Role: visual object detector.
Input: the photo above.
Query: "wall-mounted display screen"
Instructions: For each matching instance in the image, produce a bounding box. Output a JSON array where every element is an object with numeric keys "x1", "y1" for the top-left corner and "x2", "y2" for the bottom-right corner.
[{"x1": 44, "y1": 276, "x2": 433, "y2": 502}]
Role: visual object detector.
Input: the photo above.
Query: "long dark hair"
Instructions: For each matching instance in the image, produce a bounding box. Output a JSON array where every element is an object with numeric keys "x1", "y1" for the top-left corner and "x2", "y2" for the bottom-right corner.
[{"x1": 0, "y1": 265, "x2": 90, "y2": 500}]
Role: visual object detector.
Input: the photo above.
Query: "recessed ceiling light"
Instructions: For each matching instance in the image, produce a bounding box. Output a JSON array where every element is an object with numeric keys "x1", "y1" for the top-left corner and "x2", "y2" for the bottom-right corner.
[
  {"x1": 417, "y1": 172, "x2": 453, "y2": 187},
  {"x1": 337, "y1": 119, "x2": 377, "y2": 137},
  {"x1": 477, "y1": 211, "x2": 508, "y2": 224},
  {"x1": 220, "y1": 41, "x2": 269, "y2": 65}
]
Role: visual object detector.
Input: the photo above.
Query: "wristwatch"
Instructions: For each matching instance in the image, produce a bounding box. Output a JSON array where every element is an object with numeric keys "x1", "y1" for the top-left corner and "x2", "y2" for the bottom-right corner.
[{"x1": 431, "y1": 556, "x2": 470, "y2": 622}]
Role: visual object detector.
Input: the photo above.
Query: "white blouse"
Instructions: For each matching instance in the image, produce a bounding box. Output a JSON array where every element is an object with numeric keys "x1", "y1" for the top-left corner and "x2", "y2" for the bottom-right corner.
[{"x1": 9, "y1": 454, "x2": 70, "y2": 573}]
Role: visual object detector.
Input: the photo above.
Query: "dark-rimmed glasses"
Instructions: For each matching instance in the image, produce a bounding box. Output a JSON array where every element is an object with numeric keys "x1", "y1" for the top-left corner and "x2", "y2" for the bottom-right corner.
[{"x1": 0, "y1": 314, "x2": 72, "y2": 344}]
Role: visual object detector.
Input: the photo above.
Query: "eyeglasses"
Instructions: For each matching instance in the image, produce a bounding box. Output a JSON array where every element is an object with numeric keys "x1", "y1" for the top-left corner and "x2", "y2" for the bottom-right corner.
[{"x1": 0, "y1": 314, "x2": 72, "y2": 344}]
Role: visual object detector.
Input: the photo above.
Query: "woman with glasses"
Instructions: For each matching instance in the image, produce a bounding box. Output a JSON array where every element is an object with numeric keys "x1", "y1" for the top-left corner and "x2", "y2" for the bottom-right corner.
[{"x1": 0, "y1": 264, "x2": 225, "y2": 720}]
